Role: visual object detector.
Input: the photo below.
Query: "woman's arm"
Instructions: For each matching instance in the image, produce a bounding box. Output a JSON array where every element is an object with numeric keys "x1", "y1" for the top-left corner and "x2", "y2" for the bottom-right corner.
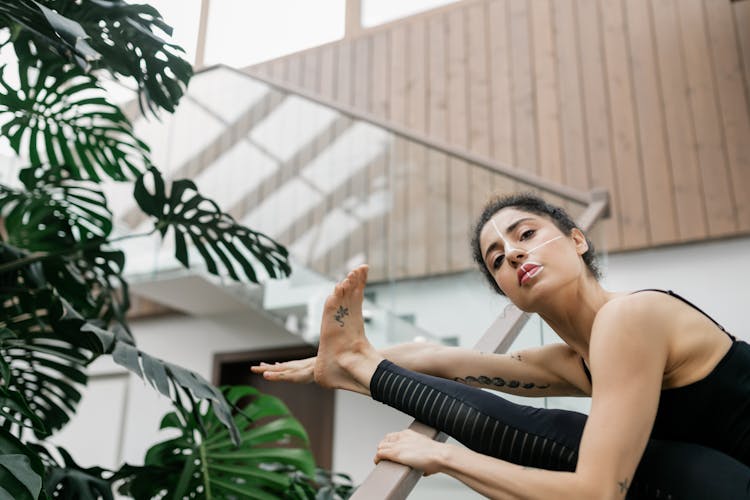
[
  {"x1": 397, "y1": 342, "x2": 589, "y2": 397},
  {"x1": 252, "y1": 341, "x2": 590, "y2": 397},
  {"x1": 375, "y1": 295, "x2": 670, "y2": 499}
]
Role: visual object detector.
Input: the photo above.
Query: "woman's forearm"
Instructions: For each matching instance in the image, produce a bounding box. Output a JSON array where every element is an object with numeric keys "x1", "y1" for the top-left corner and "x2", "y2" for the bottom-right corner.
[
  {"x1": 377, "y1": 342, "x2": 578, "y2": 397},
  {"x1": 377, "y1": 342, "x2": 450, "y2": 375},
  {"x1": 438, "y1": 444, "x2": 608, "y2": 500}
]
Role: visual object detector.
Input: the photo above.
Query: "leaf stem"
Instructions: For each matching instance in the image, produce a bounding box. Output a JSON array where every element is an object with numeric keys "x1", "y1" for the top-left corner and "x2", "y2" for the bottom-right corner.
[{"x1": 200, "y1": 439, "x2": 212, "y2": 500}]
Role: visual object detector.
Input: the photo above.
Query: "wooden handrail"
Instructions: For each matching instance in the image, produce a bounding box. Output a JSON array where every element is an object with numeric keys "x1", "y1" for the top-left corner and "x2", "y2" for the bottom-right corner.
[{"x1": 351, "y1": 193, "x2": 610, "y2": 499}]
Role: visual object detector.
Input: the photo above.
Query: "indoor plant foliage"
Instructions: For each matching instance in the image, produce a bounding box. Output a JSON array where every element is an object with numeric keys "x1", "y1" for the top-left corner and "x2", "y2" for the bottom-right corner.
[
  {"x1": 0, "y1": 1, "x2": 319, "y2": 497},
  {"x1": 116, "y1": 386, "x2": 354, "y2": 500}
]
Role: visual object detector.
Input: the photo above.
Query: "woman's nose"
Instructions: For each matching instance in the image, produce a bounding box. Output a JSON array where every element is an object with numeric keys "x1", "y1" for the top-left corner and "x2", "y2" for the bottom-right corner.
[{"x1": 505, "y1": 245, "x2": 526, "y2": 263}]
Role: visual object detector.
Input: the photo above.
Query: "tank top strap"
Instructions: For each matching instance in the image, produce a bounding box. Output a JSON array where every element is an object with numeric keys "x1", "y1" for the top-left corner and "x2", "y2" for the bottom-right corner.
[
  {"x1": 632, "y1": 289, "x2": 735, "y2": 341},
  {"x1": 581, "y1": 358, "x2": 592, "y2": 384}
]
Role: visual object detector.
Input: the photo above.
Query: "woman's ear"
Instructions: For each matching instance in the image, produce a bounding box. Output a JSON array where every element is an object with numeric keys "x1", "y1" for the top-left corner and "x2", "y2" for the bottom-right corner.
[{"x1": 571, "y1": 228, "x2": 589, "y2": 256}]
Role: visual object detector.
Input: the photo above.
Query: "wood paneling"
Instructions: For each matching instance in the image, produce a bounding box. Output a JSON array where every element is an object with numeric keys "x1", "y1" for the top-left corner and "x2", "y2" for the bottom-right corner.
[
  {"x1": 736, "y1": 1, "x2": 750, "y2": 117},
  {"x1": 426, "y1": 15, "x2": 451, "y2": 275},
  {"x1": 467, "y1": 2, "x2": 494, "y2": 218},
  {"x1": 706, "y1": 0, "x2": 750, "y2": 229},
  {"x1": 577, "y1": 0, "x2": 622, "y2": 248},
  {"x1": 367, "y1": 31, "x2": 390, "y2": 281},
  {"x1": 679, "y1": 0, "x2": 737, "y2": 237},
  {"x1": 651, "y1": 0, "x2": 708, "y2": 241},
  {"x1": 446, "y1": 9, "x2": 472, "y2": 269},
  {"x1": 246, "y1": 0, "x2": 750, "y2": 280},
  {"x1": 626, "y1": 0, "x2": 678, "y2": 245},
  {"x1": 554, "y1": 0, "x2": 589, "y2": 192}
]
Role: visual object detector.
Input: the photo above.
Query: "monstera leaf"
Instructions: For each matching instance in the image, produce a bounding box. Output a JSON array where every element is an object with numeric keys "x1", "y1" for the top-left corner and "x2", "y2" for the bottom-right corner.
[
  {"x1": 0, "y1": 58, "x2": 149, "y2": 182},
  {"x1": 115, "y1": 386, "x2": 317, "y2": 500},
  {"x1": 1, "y1": 166, "x2": 112, "y2": 251},
  {"x1": 101, "y1": 328, "x2": 241, "y2": 446},
  {"x1": 0, "y1": 429, "x2": 45, "y2": 500},
  {"x1": 0, "y1": 167, "x2": 130, "y2": 334},
  {"x1": 0, "y1": 0, "x2": 100, "y2": 68},
  {"x1": 41, "y1": 247, "x2": 131, "y2": 334},
  {"x1": 0, "y1": 226, "x2": 239, "y2": 447},
  {"x1": 0, "y1": 288, "x2": 93, "y2": 439},
  {"x1": 32, "y1": 444, "x2": 113, "y2": 500},
  {"x1": 134, "y1": 167, "x2": 292, "y2": 283},
  {"x1": 0, "y1": 0, "x2": 191, "y2": 114},
  {"x1": 60, "y1": 0, "x2": 193, "y2": 114}
]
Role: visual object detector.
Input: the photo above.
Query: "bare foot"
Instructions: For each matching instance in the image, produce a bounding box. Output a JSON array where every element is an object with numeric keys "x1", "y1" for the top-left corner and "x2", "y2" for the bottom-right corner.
[{"x1": 314, "y1": 264, "x2": 384, "y2": 396}]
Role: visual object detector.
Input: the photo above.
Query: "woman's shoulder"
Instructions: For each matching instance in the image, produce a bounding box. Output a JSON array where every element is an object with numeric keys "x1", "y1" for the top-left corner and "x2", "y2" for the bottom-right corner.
[
  {"x1": 591, "y1": 291, "x2": 680, "y2": 353},
  {"x1": 596, "y1": 290, "x2": 674, "y2": 323}
]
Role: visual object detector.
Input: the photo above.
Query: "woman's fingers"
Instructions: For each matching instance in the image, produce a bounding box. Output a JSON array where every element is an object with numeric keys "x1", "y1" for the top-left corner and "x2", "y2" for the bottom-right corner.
[
  {"x1": 250, "y1": 357, "x2": 316, "y2": 383},
  {"x1": 373, "y1": 430, "x2": 443, "y2": 475}
]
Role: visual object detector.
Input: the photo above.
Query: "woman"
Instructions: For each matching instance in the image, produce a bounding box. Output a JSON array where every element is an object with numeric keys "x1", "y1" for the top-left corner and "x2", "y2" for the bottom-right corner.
[{"x1": 253, "y1": 194, "x2": 750, "y2": 499}]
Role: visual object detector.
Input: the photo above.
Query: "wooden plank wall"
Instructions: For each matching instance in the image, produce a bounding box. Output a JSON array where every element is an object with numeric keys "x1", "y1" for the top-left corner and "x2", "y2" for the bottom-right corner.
[{"x1": 247, "y1": 0, "x2": 750, "y2": 281}]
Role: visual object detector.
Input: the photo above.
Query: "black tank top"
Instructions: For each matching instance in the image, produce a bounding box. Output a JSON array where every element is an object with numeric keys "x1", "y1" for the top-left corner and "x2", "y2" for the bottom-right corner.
[{"x1": 581, "y1": 290, "x2": 750, "y2": 466}]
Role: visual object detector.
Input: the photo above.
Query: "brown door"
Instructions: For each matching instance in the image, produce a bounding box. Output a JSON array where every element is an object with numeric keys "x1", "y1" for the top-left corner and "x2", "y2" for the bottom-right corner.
[{"x1": 213, "y1": 345, "x2": 334, "y2": 468}]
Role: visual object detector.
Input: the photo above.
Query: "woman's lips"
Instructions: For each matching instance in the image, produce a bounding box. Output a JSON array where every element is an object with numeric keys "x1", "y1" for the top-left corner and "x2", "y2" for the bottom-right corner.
[{"x1": 518, "y1": 264, "x2": 543, "y2": 286}]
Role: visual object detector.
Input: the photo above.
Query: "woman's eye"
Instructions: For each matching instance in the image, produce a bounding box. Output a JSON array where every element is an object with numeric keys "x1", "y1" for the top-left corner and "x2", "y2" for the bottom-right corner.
[
  {"x1": 493, "y1": 255, "x2": 505, "y2": 269},
  {"x1": 520, "y1": 229, "x2": 535, "y2": 241}
]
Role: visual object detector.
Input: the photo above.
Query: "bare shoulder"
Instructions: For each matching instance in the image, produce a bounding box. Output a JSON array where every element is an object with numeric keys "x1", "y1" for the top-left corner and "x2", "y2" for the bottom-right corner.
[
  {"x1": 593, "y1": 291, "x2": 676, "y2": 334},
  {"x1": 590, "y1": 292, "x2": 672, "y2": 372}
]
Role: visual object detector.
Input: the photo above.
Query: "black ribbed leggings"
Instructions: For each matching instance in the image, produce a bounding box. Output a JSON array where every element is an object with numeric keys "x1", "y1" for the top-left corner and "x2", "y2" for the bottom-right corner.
[{"x1": 371, "y1": 360, "x2": 750, "y2": 499}]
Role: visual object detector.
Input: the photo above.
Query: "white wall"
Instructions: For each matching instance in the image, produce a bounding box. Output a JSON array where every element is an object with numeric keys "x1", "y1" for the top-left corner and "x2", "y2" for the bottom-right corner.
[
  {"x1": 600, "y1": 237, "x2": 749, "y2": 340},
  {"x1": 51, "y1": 309, "x2": 301, "y2": 470}
]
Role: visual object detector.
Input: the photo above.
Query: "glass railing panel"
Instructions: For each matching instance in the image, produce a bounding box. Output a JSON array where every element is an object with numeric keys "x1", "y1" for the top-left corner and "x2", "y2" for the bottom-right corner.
[
  {"x1": 188, "y1": 66, "x2": 271, "y2": 123},
  {"x1": 191, "y1": 141, "x2": 281, "y2": 214}
]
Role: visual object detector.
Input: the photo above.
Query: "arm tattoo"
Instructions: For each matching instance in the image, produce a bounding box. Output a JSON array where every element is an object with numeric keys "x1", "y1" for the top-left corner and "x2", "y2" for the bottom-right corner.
[
  {"x1": 511, "y1": 352, "x2": 523, "y2": 362},
  {"x1": 454, "y1": 375, "x2": 550, "y2": 390},
  {"x1": 334, "y1": 306, "x2": 349, "y2": 327},
  {"x1": 618, "y1": 478, "x2": 630, "y2": 495}
]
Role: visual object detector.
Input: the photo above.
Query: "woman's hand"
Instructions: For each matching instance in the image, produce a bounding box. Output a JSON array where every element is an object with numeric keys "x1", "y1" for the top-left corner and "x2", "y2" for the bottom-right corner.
[
  {"x1": 375, "y1": 430, "x2": 449, "y2": 476},
  {"x1": 250, "y1": 357, "x2": 316, "y2": 383}
]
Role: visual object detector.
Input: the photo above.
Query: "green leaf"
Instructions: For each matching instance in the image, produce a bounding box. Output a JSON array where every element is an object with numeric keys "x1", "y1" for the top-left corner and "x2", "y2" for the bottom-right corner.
[
  {"x1": 0, "y1": 429, "x2": 45, "y2": 500},
  {"x1": 3, "y1": 0, "x2": 192, "y2": 114},
  {"x1": 0, "y1": 166, "x2": 113, "y2": 252},
  {"x1": 0, "y1": 1, "x2": 100, "y2": 67},
  {"x1": 0, "y1": 61, "x2": 149, "y2": 182},
  {"x1": 0, "y1": 455, "x2": 42, "y2": 500},
  {"x1": 35, "y1": 3, "x2": 98, "y2": 62},
  {"x1": 134, "y1": 167, "x2": 292, "y2": 284},
  {"x1": 33, "y1": 444, "x2": 113, "y2": 500},
  {"x1": 42, "y1": 248, "x2": 131, "y2": 331},
  {"x1": 115, "y1": 386, "x2": 319, "y2": 500},
  {"x1": 0, "y1": 288, "x2": 91, "y2": 438},
  {"x1": 0, "y1": 387, "x2": 46, "y2": 434}
]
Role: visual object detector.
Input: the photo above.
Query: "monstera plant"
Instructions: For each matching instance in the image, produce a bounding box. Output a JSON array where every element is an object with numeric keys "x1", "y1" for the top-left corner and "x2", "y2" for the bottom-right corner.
[
  {"x1": 0, "y1": 1, "x2": 339, "y2": 498},
  {"x1": 115, "y1": 386, "x2": 354, "y2": 500}
]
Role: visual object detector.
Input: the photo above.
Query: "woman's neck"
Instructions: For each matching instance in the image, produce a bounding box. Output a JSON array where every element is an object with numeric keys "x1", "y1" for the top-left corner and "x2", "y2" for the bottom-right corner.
[{"x1": 537, "y1": 278, "x2": 618, "y2": 359}]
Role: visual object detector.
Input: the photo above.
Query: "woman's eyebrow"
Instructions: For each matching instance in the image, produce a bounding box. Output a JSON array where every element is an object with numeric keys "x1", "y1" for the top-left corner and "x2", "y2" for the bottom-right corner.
[
  {"x1": 504, "y1": 217, "x2": 534, "y2": 234},
  {"x1": 483, "y1": 241, "x2": 502, "y2": 262}
]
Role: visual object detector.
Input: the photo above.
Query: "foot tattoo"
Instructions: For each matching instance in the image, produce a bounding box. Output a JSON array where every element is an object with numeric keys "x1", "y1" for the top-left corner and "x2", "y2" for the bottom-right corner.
[{"x1": 334, "y1": 305, "x2": 349, "y2": 327}]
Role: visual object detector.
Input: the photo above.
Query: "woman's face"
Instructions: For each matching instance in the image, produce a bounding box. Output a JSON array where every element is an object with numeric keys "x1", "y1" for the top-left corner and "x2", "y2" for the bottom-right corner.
[{"x1": 478, "y1": 207, "x2": 588, "y2": 309}]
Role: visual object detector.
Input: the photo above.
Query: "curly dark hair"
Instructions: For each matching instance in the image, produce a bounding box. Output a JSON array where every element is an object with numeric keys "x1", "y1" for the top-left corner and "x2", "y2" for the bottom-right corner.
[{"x1": 470, "y1": 193, "x2": 601, "y2": 295}]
